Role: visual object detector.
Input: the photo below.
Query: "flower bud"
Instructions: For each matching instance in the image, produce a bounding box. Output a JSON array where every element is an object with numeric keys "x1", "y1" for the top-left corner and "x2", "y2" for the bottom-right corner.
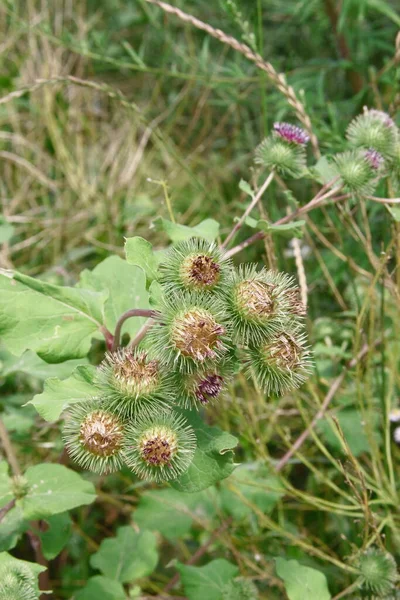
[
  {"x1": 174, "y1": 358, "x2": 236, "y2": 409},
  {"x1": 11, "y1": 476, "x2": 30, "y2": 500},
  {"x1": 346, "y1": 108, "x2": 398, "y2": 158},
  {"x1": 123, "y1": 411, "x2": 196, "y2": 482},
  {"x1": 159, "y1": 237, "x2": 232, "y2": 295},
  {"x1": 357, "y1": 548, "x2": 398, "y2": 596},
  {"x1": 245, "y1": 328, "x2": 312, "y2": 395},
  {"x1": 95, "y1": 348, "x2": 171, "y2": 417},
  {"x1": 63, "y1": 401, "x2": 125, "y2": 474},
  {"x1": 226, "y1": 265, "x2": 300, "y2": 345},
  {"x1": 333, "y1": 150, "x2": 381, "y2": 195},
  {"x1": 148, "y1": 293, "x2": 231, "y2": 372},
  {"x1": 255, "y1": 123, "x2": 309, "y2": 178}
]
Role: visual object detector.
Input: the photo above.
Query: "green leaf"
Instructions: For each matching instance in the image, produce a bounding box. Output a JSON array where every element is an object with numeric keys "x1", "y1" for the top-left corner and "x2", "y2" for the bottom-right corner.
[
  {"x1": 152, "y1": 217, "x2": 220, "y2": 243},
  {"x1": 134, "y1": 488, "x2": 218, "y2": 541},
  {"x1": 0, "y1": 349, "x2": 87, "y2": 380},
  {"x1": 79, "y1": 256, "x2": 149, "y2": 339},
  {"x1": 0, "y1": 271, "x2": 107, "y2": 362},
  {"x1": 246, "y1": 217, "x2": 305, "y2": 238},
  {"x1": 75, "y1": 576, "x2": 126, "y2": 600},
  {"x1": 39, "y1": 512, "x2": 72, "y2": 560},
  {"x1": 317, "y1": 409, "x2": 379, "y2": 457},
  {"x1": 0, "y1": 506, "x2": 28, "y2": 552},
  {"x1": 311, "y1": 156, "x2": 337, "y2": 185},
  {"x1": 0, "y1": 553, "x2": 47, "y2": 578},
  {"x1": 275, "y1": 558, "x2": 331, "y2": 600},
  {"x1": 0, "y1": 216, "x2": 14, "y2": 244},
  {"x1": 177, "y1": 559, "x2": 239, "y2": 600},
  {"x1": 90, "y1": 526, "x2": 158, "y2": 583},
  {"x1": 221, "y1": 463, "x2": 284, "y2": 520},
  {"x1": 386, "y1": 205, "x2": 400, "y2": 222},
  {"x1": 20, "y1": 464, "x2": 96, "y2": 519},
  {"x1": 171, "y1": 411, "x2": 238, "y2": 493},
  {"x1": 239, "y1": 179, "x2": 254, "y2": 198},
  {"x1": 29, "y1": 364, "x2": 97, "y2": 422},
  {"x1": 125, "y1": 237, "x2": 159, "y2": 282}
]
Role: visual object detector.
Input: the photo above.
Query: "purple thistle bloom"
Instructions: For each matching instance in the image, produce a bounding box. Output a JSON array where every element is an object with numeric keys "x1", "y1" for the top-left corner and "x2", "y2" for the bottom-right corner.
[
  {"x1": 273, "y1": 122, "x2": 310, "y2": 145},
  {"x1": 364, "y1": 148, "x2": 384, "y2": 170},
  {"x1": 368, "y1": 109, "x2": 396, "y2": 129},
  {"x1": 195, "y1": 374, "x2": 224, "y2": 404}
]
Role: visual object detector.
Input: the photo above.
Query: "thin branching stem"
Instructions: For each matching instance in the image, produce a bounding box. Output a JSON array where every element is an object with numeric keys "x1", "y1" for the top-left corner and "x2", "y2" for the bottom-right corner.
[
  {"x1": 112, "y1": 309, "x2": 158, "y2": 352},
  {"x1": 222, "y1": 171, "x2": 274, "y2": 248}
]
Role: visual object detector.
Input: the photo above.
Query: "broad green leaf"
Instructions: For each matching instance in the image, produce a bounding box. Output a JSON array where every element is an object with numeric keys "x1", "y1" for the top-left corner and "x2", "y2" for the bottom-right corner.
[
  {"x1": 0, "y1": 506, "x2": 28, "y2": 552},
  {"x1": 0, "y1": 271, "x2": 107, "y2": 362},
  {"x1": 221, "y1": 463, "x2": 284, "y2": 520},
  {"x1": 317, "y1": 409, "x2": 380, "y2": 457},
  {"x1": 171, "y1": 411, "x2": 238, "y2": 493},
  {"x1": 134, "y1": 488, "x2": 218, "y2": 541},
  {"x1": 275, "y1": 558, "x2": 331, "y2": 600},
  {"x1": 79, "y1": 256, "x2": 149, "y2": 339},
  {"x1": 0, "y1": 553, "x2": 47, "y2": 577},
  {"x1": 0, "y1": 216, "x2": 14, "y2": 244},
  {"x1": 39, "y1": 512, "x2": 72, "y2": 560},
  {"x1": 152, "y1": 217, "x2": 220, "y2": 242},
  {"x1": 29, "y1": 364, "x2": 96, "y2": 422},
  {"x1": 0, "y1": 348, "x2": 87, "y2": 380},
  {"x1": 125, "y1": 237, "x2": 159, "y2": 282},
  {"x1": 20, "y1": 464, "x2": 96, "y2": 519},
  {"x1": 90, "y1": 526, "x2": 158, "y2": 583},
  {"x1": 75, "y1": 576, "x2": 126, "y2": 600},
  {"x1": 177, "y1": 559, "x2": 239, "y2": 600}
]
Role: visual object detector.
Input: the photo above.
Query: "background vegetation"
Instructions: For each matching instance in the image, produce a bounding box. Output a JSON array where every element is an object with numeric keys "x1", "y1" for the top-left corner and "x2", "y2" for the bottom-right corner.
[{"x1": 0, "y1": 0, "x2": 400, "y2": 598}]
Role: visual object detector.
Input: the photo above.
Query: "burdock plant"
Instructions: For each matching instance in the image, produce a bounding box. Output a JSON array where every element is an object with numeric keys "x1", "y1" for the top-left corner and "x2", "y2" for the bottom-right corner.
[
  {"x1": 123, "y1": 411, "x2": 196, "y2": 482},
  {"x1": 63, "y1": 400, "x2": 126, "y2": 474},
  {"x1": 246, "y1": 328, "x2": 312, "y2": 396},
  {"x1": 333, "y1": 150, "x2": 382, "y2": 196},
  {"x1": 95, "y1": 347, "x2": 171, "y2": 417},
  {"x1": 159, "y1": 237, "x2": 232, "y2": 295},
  {"x1": 346, "y1": 108, "x2": 398, "y2": 159},
  {"x1": 255, "y1": 121, "x2": 309, "y2": 178},
  {"x1": 0, "y1": 562, "x2": 38, "y2": 600},
  {"x1": 226, "y1": 265, "x2": 301, "y2": 344},
  {"x1": 148, "y1": 292, "x2": 232, "y2": 372},
  {"x1": 356, "y1": 548, "x2": 398, "y2": 597},
  {"x1": 173, "y1": 357, "x2": 236, "y2": 409}
]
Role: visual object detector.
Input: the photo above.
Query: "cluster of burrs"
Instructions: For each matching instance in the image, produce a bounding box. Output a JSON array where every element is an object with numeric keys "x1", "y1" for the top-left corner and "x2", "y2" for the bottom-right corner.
[
  {"x1": 255, "y1": 110, "x2": 400, "y2": 195},
  {"x1": 63, "y1": 239, "x2": 312, "y2": 483},
  {"x1": 0, "y1": 562, "x2": 39, "y2": 600}
]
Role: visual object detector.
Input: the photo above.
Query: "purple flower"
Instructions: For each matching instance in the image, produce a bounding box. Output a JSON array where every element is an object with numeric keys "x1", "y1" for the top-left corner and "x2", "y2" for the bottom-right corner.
[
  {"x1": 364, "y1": 148, "x2": 384, "y2": 170},
  {"x1": 273, "y1": 122, "x2": 310, "y2": 145},
  {"x1": 368, "y1": 109, "x2": 396, "y2": 128},
  {"x1": 195, "y1": 374, "x2": 224, "y2": 404}
]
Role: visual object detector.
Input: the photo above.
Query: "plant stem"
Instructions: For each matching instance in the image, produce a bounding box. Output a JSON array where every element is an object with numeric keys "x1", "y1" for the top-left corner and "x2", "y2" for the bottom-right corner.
[
  {"x1": 0, "y1": 418, "x2": 21, "y2": 476},
  {"x1": 275, "y1": 338, "x2": 382, "y2": 472},
  {"x1": 128, "y1": 318, "x2": 156, "y2": 349},
  {"x1": 222, "y1": 171, "x2": 274, "y2": 248},
  {"x1": 225, "y1": 189, "x2": 348, "y2": 259},
  {"x1": 0, "y1": 498, "x2": 16, "y2": 523},
  {"x1": 112, "y1": 309, "x2": 158, "y2": 351}
]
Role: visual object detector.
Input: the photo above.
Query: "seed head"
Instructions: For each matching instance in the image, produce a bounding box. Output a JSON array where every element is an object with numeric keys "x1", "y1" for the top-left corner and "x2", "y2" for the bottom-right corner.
[
  {"x1": 11, "y1": 475, "x2": 30, "y2": 500},
  {"x1": 95, "y1": 348, "x2": 171, "y2": 417},
  {"x1": 159, "y1": 237, "x2": 232, "y2": 295},
  {"x1": 246, "y1": 328, "x2": 312, "y2": 396},
  {"x1": 333, "y1": 150, "x2": 380, "y2": 195},
  {"x1": 255, "y1": 135, "x2": 307, "y2": 178},
  {"x1": 357, "y1": 548, "x2": 398, "y2": 597},
  {"x1": 0, "y1": 562, "x2": 38, "y2": 600},
  {"x1": 346, "y1": 109, "x2": 399, "y2": 158},
  {"x1": 63, "y1": 401, "x2": 125, "y2": 474},
  {"x1": 226, "y1": 265, "x2": 300, "y2": 344},
  {"x1": 273, "y1": 122, "x2": 310, "y2": 145},
  {"x1": 148, "y1": 293, "x2": 231, "y2": 372},
  {"x1": 174, "y1": 358, "x2": 235, "y2": 409},
  {"x1": 364, "y1": 148, "x2": 385, "y2": 171},
  {"x1": 123, "y1": 411, "x2": 197, "y2": 482}
]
